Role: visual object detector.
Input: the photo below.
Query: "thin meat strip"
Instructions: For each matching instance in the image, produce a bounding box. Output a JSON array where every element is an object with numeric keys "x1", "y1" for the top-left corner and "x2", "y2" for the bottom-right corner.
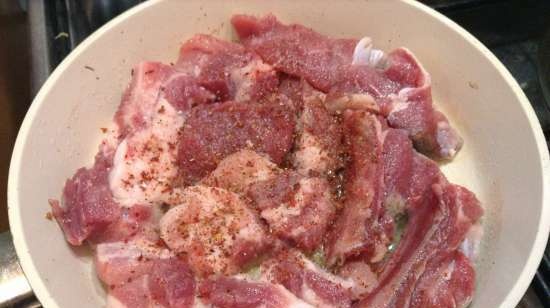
[{"x1": 325, "y1": 111, "x2": 395, "y2": 266}]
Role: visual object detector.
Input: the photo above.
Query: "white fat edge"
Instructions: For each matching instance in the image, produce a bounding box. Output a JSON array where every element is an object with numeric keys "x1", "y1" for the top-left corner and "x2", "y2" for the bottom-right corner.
[
  {"x1": 262, "y1": 203, "x2": 302, "y2": 228},
  {"x1": 352, "y1": 37, "x2": 387, "y2": 68},
  {"x1": 206, "y1": 149, "x2": 280, "y2": 190},
  {"x1": 300, "y1": 285, "x2": 335, "y2": 308},
  {"x1": 436, "y1": 120, "x2": 462, "y2": 158},
  {"x1": 262, "y1": 176, "x2": 319, "y2": 227},
  {"x1": 368, "y1": 113, "x2": 386, "y2": 147},
  {"x1": 387, "y1": 92, "x2": 410, "y2": 115},
  {"x1": 385, "y1": 48, "x2": 432, "y2": 117},
  {"x1": 460, "y1": 223, "x2": 484, "y2": 261},
  {"x1": 106, "y1": 294, "x2": 127, "y2": 308},
  {"x1": 109, "y1": 99, "x2": 185, "y2": 207},
  {"x1": 301, "y1": 254, "x2": 356, "y2": 290},
  {"x1": 226, "y1": 275, "x2": 314, "y2": 308},
  {"x1": 325, "y1": 93, "x2": 379, "y2": 115},
  {"x1": 272, "y1": 283, "x2": 315, "y2": 308},
  {"x1": 96, "y1": 239, "x2": 173, "y2": 264},
  {"x1": 230, "y1": 60, "x2": 273, "y2": 102},
  {"x1": 192, "y1": 297, "x2": 211, "y2": 308},
  {"x1": 121, "y1": 63, "x2": 165, "y2": 128},
  {"x1": 293, "y1": 130, "x2": 329, "y2": 176}
]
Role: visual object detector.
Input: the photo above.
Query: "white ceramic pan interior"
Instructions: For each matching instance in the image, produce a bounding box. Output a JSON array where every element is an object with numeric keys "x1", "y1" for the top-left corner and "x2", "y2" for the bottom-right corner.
[{"x1": 8, "y1": 0, "x2": 550, "y2": 307}]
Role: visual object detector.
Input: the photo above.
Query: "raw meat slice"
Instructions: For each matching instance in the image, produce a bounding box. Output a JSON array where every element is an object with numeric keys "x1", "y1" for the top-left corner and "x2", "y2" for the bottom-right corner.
[
  {"x1": 50, "y1": 150, "x2": 120, "y2": 245},
  {"x1": 408, "y1": 152, "x2": 445, "y2": 210},
  {"x1": 383, "y1": 49, "x2": 463, "y2": 160},
  {"x1": 337, "y1": 261, "x2": 378, "y2": 298},
  {"x1": 232, "y1": 14, "x2": 357, "y2": 92},
  {"x1": 326, "y1": 111, "x2": 448, "y2": 267},
  {"x1": 325, "y1": 111, "x2": 393, "y2": 266},
  {"x1": 356, "y1": 183, "x2": 483, "y2": 308},
  {"x1": 115, "y1": 62, "x2": 174, "y2": 137},
  {"x1": 330, "y1": 49, "x2": 463, "y2": 160},
  {"x1": 96, "y1": 239, "x2": 196, "y2": 308},
  {"x1": 232, "y1": 14, "x2": 462, "y2": 159},
  {"x1": 115, "y1": 33, "x2": 279, "y2": 138},
  {"x1": 409, "y1": 251, "x2": 476, "y2": 308},
  {"x1": 199, "y1": 276, "x2": 314, "y2": 308},
  {"x1": 247, "y1": 171, "x2": 336, "y2": 252},
  {"x1": 177, "y1": 101, "x2": 295, "y2": 184},
  {"x1": 109, "y1": 99, "x2": 185, "y2": 207},
  {"x1": 160, "y1": 73, "x2": 217, "y2": 113},
  {"x1": 89, "y1": 204, "x2": 159, "y2": 244},
  {"x1": 159, "y1": 186, "x2": 270, "y2": 276},
  {"x1": 201, "y1": 149, "x2": 279, "y2": 194},
  {"x1": 261, "y1": 249, "x2": 355, "y2": 308},
  {"x1": 177, "y1": 34, "x2": 278, "y2": 102},
  {"x1": 293, "y1": 97, "x2": 343, "y2": 177}
]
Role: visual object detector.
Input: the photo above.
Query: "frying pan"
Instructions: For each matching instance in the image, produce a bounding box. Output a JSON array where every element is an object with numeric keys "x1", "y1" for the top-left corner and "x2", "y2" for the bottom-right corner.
[{"x1": 8, "y1": 0, "x2": 550, "y2": 307}]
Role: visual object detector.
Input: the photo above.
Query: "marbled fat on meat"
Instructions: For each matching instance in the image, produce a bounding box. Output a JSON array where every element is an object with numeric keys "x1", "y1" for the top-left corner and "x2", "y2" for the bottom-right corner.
[
  {"x1": 96, "y1": 240, "x2": 196, "y2": 308},
  {"x1": 116, "y1": 34, "x2": 279, "y2": 137},
  {"x1": 261, "y1": 249, "x2": 355, "y2": 308},
  {"x1": 201, "y1": 149, "x2": 280, "y2": 194},
  {"x1": 247, "y1": 171, "x2": 336, "y2": 252},
  {"x1": 293, "y1": 97, "x2": 343, "y2": 177},
  {"x1": 159, "y1": 186, "x2": 271, "y2": 277}
]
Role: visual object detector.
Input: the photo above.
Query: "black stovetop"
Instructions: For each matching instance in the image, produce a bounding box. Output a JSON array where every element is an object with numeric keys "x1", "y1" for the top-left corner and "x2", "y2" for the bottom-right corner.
[{"x1": 25, "y1": 0, "x2": 550, "y2": 307}]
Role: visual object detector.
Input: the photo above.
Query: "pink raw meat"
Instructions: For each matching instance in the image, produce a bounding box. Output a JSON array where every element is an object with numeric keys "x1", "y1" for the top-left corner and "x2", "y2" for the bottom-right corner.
[
  {"x1": 247, "y1": 171, "x2": 336, "y2": 252},
  {"x1": 356, "y1": 183, "x2": 483, "y2": 308},
  {"x1": 50, "y1": 150, "x2": 120, "y2": 245},
  {"x1": 115, "y1": 62, "x2": 174, "y2": 137},
  {"x1": 409, "y1": 251, "x2": 476, "y2": 308},
  {"x1": 177, "y1": 34, "x2": 279, "y2": 103},
  {"x1": 199, "y1": 276, "x2": 313, "y2": 308},
  {"x1": 232, "y1": 14, "x2": 357, "y2": 92},
  {"x1": 232, "y1": 14, "x2": 462, "y2": 159},
  {"x1": 159, "y1": 186, "x2": 271, "y2": 277},
  {"x1": 293, "y1": 97, "x2": 343, "y2": 177},
  {"x1": 115, "y1": 34, "x2": 279, "y2": 138},
  {"x1": 261, "y1": 249, "x2": 355, "y2": 308},
  {"x1": 177, "y1": 101, "x2": 295, "y2": 184},
  {"x1": 326, "y1": 111, "x2": 448, "y2": 267},
  {"x1": 90, "y1": 204, "x2": 158, "y2": 244},
  {"x1": 96, "y1": 240, "x2": 196, "y2": 308},
  {"x1": 325, "y1": 111, "x2": 394, "y2": 266}
]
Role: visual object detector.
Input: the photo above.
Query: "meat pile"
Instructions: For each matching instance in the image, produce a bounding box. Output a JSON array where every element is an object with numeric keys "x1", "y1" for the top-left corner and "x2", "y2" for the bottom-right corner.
[{"x1": 51, "y1": 14, "x2": 483, "y2": 308}]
